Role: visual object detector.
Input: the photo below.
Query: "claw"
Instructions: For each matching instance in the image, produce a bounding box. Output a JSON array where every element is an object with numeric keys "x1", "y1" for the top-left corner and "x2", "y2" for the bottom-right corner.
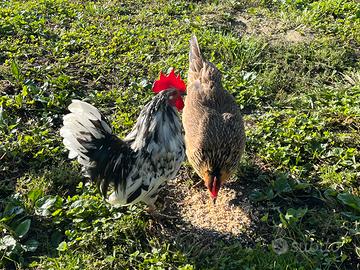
[{"x1": 146, "y1": 204, "x2": 156, "y2": 213}]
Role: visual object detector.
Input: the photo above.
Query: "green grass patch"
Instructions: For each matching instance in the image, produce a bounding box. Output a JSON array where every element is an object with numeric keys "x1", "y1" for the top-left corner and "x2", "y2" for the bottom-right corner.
[{"x1": 1, "y1": 0, "x2": 359, "y2": 269}]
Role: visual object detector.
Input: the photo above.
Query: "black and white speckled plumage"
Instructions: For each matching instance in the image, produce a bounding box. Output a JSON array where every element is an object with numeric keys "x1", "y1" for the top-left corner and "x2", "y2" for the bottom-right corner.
[{"x1": 60, "y1": 90, "x2": 185, "y2": 206}]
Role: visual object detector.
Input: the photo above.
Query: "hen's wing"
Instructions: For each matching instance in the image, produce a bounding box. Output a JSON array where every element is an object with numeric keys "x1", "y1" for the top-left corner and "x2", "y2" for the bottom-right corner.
[{"x1": 60, "y1": 100, "x2": 135, "y2": 197}]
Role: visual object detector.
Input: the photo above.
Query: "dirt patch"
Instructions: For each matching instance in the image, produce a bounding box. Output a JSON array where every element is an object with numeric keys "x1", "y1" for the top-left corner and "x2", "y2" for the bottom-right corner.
[
  {"x1": 234, "y1": 13, "x2": 314, "y2": 44},
  {"x1": 0, "y1": 80, "x2": 15, "y2": 95},
  {"x1": 198, "y1": 10, "x2": 315, "y2": 44},
  {"x1": 285, "y1": 29, "x2": 307, "y2": 43}
]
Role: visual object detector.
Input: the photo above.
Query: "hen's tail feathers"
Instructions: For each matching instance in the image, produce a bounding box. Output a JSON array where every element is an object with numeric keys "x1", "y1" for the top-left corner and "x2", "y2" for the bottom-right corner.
[
  {"x1": 189, "y1": 35, "x2": 221, "y2": 86},
  {"x1": 60, "y1": 100, "x2": 133, "y2": 197},
  {"x1": 189, "y1": 35, "x2": 203, "y2": 74}
]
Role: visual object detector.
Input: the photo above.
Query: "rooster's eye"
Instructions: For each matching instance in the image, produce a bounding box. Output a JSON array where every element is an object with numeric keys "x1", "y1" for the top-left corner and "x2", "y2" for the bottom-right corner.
[{"x1": 167, "y1": 91, "x2": 179, "y2": 100}]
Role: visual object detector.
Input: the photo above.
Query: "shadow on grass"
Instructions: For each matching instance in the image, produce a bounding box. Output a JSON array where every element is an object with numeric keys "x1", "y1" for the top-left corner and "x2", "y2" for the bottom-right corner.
[{"x1": 0, "y1": 162, "x2": 84, "y2": 269}]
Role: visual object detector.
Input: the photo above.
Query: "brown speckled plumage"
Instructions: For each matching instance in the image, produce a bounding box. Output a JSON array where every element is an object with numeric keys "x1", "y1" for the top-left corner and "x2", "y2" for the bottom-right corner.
[{"x1": 182, "y1": 35, "x2": 246, "y2": 199}]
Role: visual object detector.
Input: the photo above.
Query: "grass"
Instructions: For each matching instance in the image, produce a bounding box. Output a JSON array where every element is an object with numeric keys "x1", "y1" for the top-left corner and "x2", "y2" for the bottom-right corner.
[{"x1": 0, "y1": 0, "x2": 359, "y2": 269}]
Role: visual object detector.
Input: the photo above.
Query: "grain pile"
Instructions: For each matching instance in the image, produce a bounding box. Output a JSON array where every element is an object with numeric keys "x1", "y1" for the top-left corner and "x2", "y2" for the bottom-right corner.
[
  {"x1": 178, "y1": 185, "x2": 251, "y2": 236},
  {"x1": 160, "y1": 172, "x2": 256, "y2": 239}
]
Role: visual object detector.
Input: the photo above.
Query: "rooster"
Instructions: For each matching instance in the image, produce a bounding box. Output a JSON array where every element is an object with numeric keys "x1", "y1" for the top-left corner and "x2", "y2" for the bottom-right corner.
[
  {"x1": 182, "y1": 35, "x2": 246, "y2": 203},
  {"x1": 60, "y1": 70, "x2": 186, "y2": 208}
]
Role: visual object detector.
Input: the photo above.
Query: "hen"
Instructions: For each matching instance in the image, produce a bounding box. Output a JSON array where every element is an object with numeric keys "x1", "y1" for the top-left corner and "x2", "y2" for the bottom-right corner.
[
  {"x1": 182, "y1": 35, "x2": 246, "y2": 203},
  {"x1": 60, "y1": 70, "x2": 186, "y2": 207}
]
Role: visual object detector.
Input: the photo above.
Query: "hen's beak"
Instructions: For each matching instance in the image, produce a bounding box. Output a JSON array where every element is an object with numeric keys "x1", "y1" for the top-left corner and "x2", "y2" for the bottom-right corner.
[{"x1": 212, "y1": 197, "x2": 217, "y2": 205}]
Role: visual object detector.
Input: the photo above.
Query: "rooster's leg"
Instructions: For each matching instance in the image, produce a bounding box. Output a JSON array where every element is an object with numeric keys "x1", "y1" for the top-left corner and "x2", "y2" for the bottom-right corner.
[
  {"x1": 144, "y1": 195, "x2": 177, "y2": 219},
  {"x1": 144, "y1": 194, "x2": 158, "y2": 212},
  {"x1": 146, "y1": 203, "x2": 156, "y2": 213}
]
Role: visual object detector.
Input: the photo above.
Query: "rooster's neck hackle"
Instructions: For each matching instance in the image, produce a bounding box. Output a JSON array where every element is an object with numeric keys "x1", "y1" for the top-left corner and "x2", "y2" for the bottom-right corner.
[{"x1": 125, "y1": 90, "x2": 182, "y2": 151}]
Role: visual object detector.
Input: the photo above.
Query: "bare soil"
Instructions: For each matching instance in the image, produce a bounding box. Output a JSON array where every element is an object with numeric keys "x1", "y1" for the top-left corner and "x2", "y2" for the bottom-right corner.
[{"x1": 234, "y1": 13, "x2": 315, "y2": 44}]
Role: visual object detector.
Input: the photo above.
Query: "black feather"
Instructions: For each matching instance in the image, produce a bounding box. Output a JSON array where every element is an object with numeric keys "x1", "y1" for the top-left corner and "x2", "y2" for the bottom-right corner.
[
  {"x1": 82, "y1": 133, "x2": 135, "y2": 197},
  {"x1": 126, "y1": 186, "x2": 142, "y2": 204}
]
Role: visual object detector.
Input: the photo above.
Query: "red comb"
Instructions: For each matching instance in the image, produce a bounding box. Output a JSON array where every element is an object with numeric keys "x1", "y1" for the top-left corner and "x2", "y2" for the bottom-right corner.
[{"x1": 152, "y1": 69, "x2": 186, "y2": 93}]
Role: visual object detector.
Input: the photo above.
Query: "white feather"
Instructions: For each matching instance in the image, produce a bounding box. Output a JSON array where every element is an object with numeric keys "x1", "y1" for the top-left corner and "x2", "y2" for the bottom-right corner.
[
  {"x1": 68, "y1": 150, "x2": 78, "y2": 159},
  {"x1": 68, "y1": 100, "x2": 102, "y2": 120},
  {"x1": 61, "y1": 100, "x2": 113, "y2": 163}
]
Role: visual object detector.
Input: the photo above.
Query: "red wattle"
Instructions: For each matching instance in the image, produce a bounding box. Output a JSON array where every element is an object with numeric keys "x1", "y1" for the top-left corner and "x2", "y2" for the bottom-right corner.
[
  {"x1": 175, "y1": 97, "x2": 184, "y2": 111},
  {"x1": 210, "y1": 177, "x2": 218, "y2": 198}
]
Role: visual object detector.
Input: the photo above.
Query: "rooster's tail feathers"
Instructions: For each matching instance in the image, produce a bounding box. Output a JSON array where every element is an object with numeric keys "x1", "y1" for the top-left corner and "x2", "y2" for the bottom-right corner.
[
  {"x1": 60, "y1": 100, "x2": 134, "y2": 197},
  {"x1": 67, "y1": 100, "x2": 112, "y2": 134},
  {"x1": 60, "y1": 100, "x2": 112, "y2": 166}
]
